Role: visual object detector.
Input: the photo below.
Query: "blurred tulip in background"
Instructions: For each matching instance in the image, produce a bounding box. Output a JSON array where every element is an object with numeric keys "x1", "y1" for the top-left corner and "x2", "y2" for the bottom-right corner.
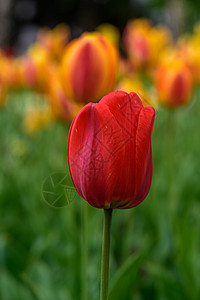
[
  {"x1": 22, "y1": 45, "x2": 52, "y2": 92},
  {"x1": 155, "y1": 58, "x2": 193, "y2": 108},
  {"x1": 37, "y1": 24, "x2": 70, "y2": 62},
  {"x1": 123, "y1": 19, "x2": 171, "y2": 72},
  {"x1": 60, "y1": 32, "x2": 118, "y2": 103}
]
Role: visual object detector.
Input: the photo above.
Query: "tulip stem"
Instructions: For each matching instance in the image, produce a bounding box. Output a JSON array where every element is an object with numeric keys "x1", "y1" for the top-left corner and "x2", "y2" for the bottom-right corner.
[
  {"x1": 100, "y1": 209, "x2": 112, "y2": 300},
  {"x1": 81, "y1": 203, "x2": 88, "y2": 300},
  {"x1": 167, "y1": 111, "x2": 177, "y2": 215}
]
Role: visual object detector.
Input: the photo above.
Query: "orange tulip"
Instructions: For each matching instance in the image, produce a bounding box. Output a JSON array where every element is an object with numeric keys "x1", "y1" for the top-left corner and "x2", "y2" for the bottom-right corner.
[
  {"x1": 175, "y1": 33, "x2": 200, "y2": 85},
  {"x1": 60, "y1": 32, "x2": 118, "y2": 103},
  {"x1": 0, "y1": 52, "x2": 23, "y2": 90},
  {"x1": 8, "y1": 59, "x2": 24, "y2": 89},
  {"x1": 156, "y1": 60, "x2": 193, "y2": 108}
]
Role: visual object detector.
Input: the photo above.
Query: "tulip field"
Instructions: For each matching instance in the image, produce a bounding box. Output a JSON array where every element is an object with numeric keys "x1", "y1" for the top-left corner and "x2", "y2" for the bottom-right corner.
[{"x1": 1, "y1": 18, "x2": 200, "y2": 300}]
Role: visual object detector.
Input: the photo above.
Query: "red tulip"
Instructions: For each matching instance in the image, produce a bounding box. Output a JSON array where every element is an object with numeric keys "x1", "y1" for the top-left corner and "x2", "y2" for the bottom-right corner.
[{"x1": 67, "y1": 91, "x2": 155, "y2": 209}]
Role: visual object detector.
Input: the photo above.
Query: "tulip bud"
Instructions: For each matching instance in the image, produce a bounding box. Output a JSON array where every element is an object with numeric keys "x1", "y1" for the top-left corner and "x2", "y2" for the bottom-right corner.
[
  {"x1": 60, "y1": 33, "x2": 118, "y2": 103},
  {"x1": 0, "y1": 55, "x2": 23, "y2": 90},
  {"x1": 123, "y1": 19, "x2": 151, "y2": 69},
  {"x1": 123, "y1": 19, "x2": 171, "y2": 71},
  {"x1": 156, "y1": 60, "x2": 193, "y2": 108},
  {"x1": 68, "y1": 91, "x2": 155, "y2": 209},
  {"x1": 176, "y1": 34, "x2": 200, "y2": 84},
  {"x1": 22, "y1": 45, "x2": 52, "y2": 92}
]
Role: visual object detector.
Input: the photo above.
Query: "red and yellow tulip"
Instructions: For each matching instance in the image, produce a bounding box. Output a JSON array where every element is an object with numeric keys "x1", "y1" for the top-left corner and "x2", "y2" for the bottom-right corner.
[
  {"x1": 123, "y1": 18, "x2": 171, "y2": 71},
  {"x1": 21, "y1": 45, "x2": 52, "y2": 92},
  {"x1": 155, "y1": 58, "x2": 193, "y2": 108},
  {"x1": 60, "y1": 32, "x2": 118, "y2": 104}
]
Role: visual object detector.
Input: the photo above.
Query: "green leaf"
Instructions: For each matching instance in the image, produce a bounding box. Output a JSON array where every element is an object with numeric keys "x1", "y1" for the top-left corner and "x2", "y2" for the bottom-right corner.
[
  {"x1": 0, "y1": 270, "x2": 34, "y2": 300},
  {"x1": 109, "y1": 253, "x2": 141, "y2": 300},
  {"x1": 146, "y1": 262, "x2": 189, "y2": 300}
]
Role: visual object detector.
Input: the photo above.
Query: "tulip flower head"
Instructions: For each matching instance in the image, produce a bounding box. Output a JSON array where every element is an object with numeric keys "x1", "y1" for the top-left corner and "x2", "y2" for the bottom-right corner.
[
  {"x1": 123, "y1": 19, "x2": 171, "y2": 71},
  {"x1": 175, "y1": 33, "x2": 200, "y2": 84},
  {"x1": 60, "y1": 32, "x2": 118, "y2": 104},
  {"x1": 68, "y1": 91, "x2": 155, "y2": 209},
  {"x1": 22, "y1": 45, "x2": 52, "y2": 92},
  {"x1": 156, "y1": 59, "x2": 193, "y2": 108},
  {"x1": 0, "y1": 53, "x2": 23, "y2": 90},
  {"x1": 123, "y1": 19, "x2": 149, "y2": 71}
]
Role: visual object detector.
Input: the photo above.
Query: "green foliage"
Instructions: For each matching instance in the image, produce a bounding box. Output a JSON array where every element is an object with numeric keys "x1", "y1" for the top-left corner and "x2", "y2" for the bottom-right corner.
[{"x1": 0, "y1": 90, "x2": 200, "y2": 299}]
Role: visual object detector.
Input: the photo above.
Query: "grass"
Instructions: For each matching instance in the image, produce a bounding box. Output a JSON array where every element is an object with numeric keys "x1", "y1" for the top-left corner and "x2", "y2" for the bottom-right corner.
[{"x1": 0, "y1": 90, "x2": 200, "y2": 299}]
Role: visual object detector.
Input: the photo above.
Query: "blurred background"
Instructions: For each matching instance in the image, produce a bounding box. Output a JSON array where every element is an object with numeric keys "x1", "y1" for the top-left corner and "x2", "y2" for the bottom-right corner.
[
  {"x1": 1, "y1": 0, "x2": 200, "y2": 52},
  {"x1": 0, "y1": 0, "x2": 200, "y2": 300}
]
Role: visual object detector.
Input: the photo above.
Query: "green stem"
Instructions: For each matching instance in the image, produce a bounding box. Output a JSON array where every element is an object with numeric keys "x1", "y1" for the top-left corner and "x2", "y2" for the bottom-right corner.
[
  {"x1": 166, "y1": 111, "x2": 177, "y2": 215},
  {"x1": 81, "y1": 203, "x2": 88, "y2": 300},
  {"x1": 100, "y1": 209, "x2": 113, "y2": 300}
]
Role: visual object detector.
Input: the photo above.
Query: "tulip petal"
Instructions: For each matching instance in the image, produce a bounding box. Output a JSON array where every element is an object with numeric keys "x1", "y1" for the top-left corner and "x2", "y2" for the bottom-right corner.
[
  {"x1": 98, "y1": 91, "x2": 155, "y2": 208},
  {"x1": 68, "y1": 102, "x2": 127, "y2": 208},
  {"x1": 129, "y1": 106, "x2": 155, "y2": 207}
]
